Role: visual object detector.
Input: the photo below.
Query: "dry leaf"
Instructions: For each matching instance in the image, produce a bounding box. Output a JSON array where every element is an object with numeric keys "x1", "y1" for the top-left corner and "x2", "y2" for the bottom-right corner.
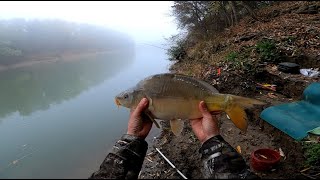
[{"x1": 236, "y1": 145, "x2": 242, "y2": 154}]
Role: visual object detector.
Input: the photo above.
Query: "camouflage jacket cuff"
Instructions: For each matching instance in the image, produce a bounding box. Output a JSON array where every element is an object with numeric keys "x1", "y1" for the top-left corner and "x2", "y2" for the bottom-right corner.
[
  {"x1": 199, "y1": 135, "x2": 259, "y2": 179},
  {"x1": 112, "y1": 134, "x2": 148, "y2": 160},
  {"x1": 89, "y1": 134, "x2": 148, "y2": 179},
  {"x1": 199, "y1": 135, "x2": 226, "y2": 157}
]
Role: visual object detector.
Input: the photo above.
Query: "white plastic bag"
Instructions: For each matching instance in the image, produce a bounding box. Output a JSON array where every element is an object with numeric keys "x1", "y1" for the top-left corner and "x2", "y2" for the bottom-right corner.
[{"x1": 300, "y1": 68, "x2": 319, "y2": 77}]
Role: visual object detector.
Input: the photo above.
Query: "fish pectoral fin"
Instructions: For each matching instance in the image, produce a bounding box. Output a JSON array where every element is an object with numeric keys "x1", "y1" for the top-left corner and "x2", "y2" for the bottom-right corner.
[
  {"x1": 147, "y1": 97, "x2": 155, "y2": 112},
  {"x1": 145, "y1": 110, "x2": 160, "y2": 128},
  {"x1": 170, "y1": 119, "x2": 184, "y2": 136}
]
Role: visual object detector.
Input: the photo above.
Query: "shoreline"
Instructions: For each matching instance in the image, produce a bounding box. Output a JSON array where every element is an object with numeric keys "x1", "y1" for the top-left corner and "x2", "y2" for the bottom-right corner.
[{"x1": 0, "y1": 50, "x2": 112, "y2": 72}]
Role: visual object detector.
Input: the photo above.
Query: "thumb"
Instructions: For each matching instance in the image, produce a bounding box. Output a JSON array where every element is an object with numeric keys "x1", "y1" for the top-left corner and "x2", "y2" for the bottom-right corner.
[{"x1": 199, "y1": 101, "x2": 211, "y2": 118}]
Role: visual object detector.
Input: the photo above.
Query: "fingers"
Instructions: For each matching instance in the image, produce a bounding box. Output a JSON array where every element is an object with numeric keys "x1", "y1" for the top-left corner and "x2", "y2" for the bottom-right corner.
[
  {"x1": 133, "y1": 98, "x2": 149, "y2": 115},
  {"x1": 190, "y1": 118, "x2": 199, "y2": 128},
  {"x1": 127, "y1": 98, "x2": 152, "y2": 139},
  {"x1": 190, "y1": 119, "x2": 201, "y2": 135},
  {"x1": 210, "y1": 111, "x2": 222, "y2": 115},
  {"x1": 190, "y1": 119, "x2": 204, "y2": 141}
]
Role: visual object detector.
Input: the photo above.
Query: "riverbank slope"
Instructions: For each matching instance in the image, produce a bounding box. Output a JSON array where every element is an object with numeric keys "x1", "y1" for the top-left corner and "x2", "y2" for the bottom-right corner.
[{"x1": 139, "y1": 1, "x2": 320, "y2": 179}]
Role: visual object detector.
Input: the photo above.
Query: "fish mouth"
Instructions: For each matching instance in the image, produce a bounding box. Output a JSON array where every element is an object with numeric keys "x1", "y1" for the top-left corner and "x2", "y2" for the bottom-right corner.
[{"x1": 115, "y1": 98, "x2": 121, "y2": 108}]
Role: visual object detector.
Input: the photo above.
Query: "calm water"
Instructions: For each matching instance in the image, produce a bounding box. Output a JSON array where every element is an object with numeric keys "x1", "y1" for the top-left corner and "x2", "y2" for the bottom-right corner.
[{"x1": 0, "y1": 43, "x2": 172, "y2": 178}]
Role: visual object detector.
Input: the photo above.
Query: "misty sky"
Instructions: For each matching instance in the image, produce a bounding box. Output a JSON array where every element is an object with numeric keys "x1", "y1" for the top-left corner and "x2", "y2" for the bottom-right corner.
[{"x1": 0, "y1": 1, "x2": 178, "y2": 42}]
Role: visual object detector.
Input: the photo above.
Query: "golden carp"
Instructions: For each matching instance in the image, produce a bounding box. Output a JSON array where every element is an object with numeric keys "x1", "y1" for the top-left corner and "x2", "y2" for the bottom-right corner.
[{"x1": 115, "y1": 73, "x2": 265, "y2": 136}]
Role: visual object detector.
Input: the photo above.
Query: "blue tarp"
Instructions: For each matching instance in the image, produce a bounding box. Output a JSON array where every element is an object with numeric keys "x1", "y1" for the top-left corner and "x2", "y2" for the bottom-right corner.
[{"x1": 260, "y1": 82, "x2": 320, "y2": 141}]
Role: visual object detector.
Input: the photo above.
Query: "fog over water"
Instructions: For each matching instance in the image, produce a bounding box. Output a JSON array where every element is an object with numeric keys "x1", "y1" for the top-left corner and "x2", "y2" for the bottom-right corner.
[{"x1": 0, "y1": 1, "x2": 178, "y2": 178}]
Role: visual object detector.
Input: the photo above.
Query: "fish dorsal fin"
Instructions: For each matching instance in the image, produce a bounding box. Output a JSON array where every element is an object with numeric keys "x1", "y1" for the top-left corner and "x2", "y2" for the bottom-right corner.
[
  {"x1": 170, "y1": 119, "x2": 184, "y2": 136},
  {"x1": 173, "y1": 74, "x2": 219, "y2": 94}
]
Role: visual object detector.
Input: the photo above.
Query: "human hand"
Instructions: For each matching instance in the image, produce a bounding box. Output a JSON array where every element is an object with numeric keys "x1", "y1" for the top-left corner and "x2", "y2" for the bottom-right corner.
[
  {"x1": 190, "y1": 101, "x2": 220, "y2": 144},
  {"x1": 127, "y1": 98, "x2": 153, "y2": 139}
]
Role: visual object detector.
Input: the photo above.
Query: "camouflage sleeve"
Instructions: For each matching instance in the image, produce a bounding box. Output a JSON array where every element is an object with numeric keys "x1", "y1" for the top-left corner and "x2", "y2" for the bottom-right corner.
[
  {"x1": 199, "y1": 135, "x2": 260, "y2": 179},
  {"x1": 89, "y1": 134, "x2": 148, "y2": 179}
]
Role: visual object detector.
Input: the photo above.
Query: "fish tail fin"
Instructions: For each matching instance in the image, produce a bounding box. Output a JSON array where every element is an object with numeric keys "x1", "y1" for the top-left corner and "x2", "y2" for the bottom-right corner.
[
  {"x1": 225, "y1": 95, "x2": 265, "y2": 132},
  {"x1": 225, "y1": 104, "x2": 248, "y2": 132},
  {"x1": 205, "y1": 94, "x2": 265, "y2": 132}
]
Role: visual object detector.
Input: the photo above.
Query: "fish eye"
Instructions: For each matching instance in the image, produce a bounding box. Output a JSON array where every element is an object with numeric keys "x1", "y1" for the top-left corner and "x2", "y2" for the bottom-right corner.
[{"x1": 124, "y1": 93, "x2": 129, "y2": 99}]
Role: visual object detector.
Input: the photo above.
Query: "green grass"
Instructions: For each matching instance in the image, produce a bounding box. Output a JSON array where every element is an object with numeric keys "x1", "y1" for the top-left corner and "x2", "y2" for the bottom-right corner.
[
  {"x1": 256, "y1": 39, "x2": 280, "y2": 62},
  {"x1": 302, "y1": 142, "x2": 320, "y2": 166}
]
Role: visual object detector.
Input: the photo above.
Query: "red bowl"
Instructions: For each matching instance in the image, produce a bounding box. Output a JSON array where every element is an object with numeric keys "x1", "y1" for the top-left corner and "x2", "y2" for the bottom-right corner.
[{"x1": 250, "y1": 148, "x2": 281, "y2": 171}]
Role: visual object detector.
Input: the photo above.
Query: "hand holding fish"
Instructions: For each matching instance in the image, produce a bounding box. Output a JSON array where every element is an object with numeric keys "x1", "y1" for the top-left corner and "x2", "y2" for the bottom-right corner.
[
  {"x1": 127, "y1": 98, "x2": 153, "y2": 139},
  {"x1": 190, "y1": 101, "x2": 220, "y2": 144}
]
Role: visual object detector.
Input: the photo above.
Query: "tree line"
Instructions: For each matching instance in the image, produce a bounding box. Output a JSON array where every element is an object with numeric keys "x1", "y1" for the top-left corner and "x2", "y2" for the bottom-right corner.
[
  {"x1": 0, "y1": 18, "x2": 134, "y2": 65},
  {"x1": 168, "y1": 1, "x2": 276, "y2": 60},
  {"x1": 172, "y1": 1, "x2": 274, "y2": 38}
]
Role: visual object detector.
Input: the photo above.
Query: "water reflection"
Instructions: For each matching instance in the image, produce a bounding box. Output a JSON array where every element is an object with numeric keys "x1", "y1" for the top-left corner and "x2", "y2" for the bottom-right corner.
[
  {"x1": 0, "y1": 50, "x2": 134, "y2": 119},
  {"x1": 0, "y1": 42, "x2": 171, "y2": 179}
]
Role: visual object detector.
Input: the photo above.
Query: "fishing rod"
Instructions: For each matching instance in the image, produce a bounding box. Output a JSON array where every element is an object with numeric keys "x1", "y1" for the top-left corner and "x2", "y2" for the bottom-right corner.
[
  {"x1": 141, "y1": 43, "x2": 168, "y2": 50},
  {"x1": 155, "y1": 147, "x2": 188, "y2": 179}
]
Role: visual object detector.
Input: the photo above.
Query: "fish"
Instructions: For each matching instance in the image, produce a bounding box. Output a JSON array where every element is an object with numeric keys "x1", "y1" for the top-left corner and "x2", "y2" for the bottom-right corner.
[{"x1": 115, "y1": 73, "x2": 265, "y2": 136}]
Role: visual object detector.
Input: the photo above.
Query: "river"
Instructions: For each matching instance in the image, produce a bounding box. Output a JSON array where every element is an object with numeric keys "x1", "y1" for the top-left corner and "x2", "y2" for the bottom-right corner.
[{"x1": 0, "y1": 42, "x2": 172, "y2": 178}]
